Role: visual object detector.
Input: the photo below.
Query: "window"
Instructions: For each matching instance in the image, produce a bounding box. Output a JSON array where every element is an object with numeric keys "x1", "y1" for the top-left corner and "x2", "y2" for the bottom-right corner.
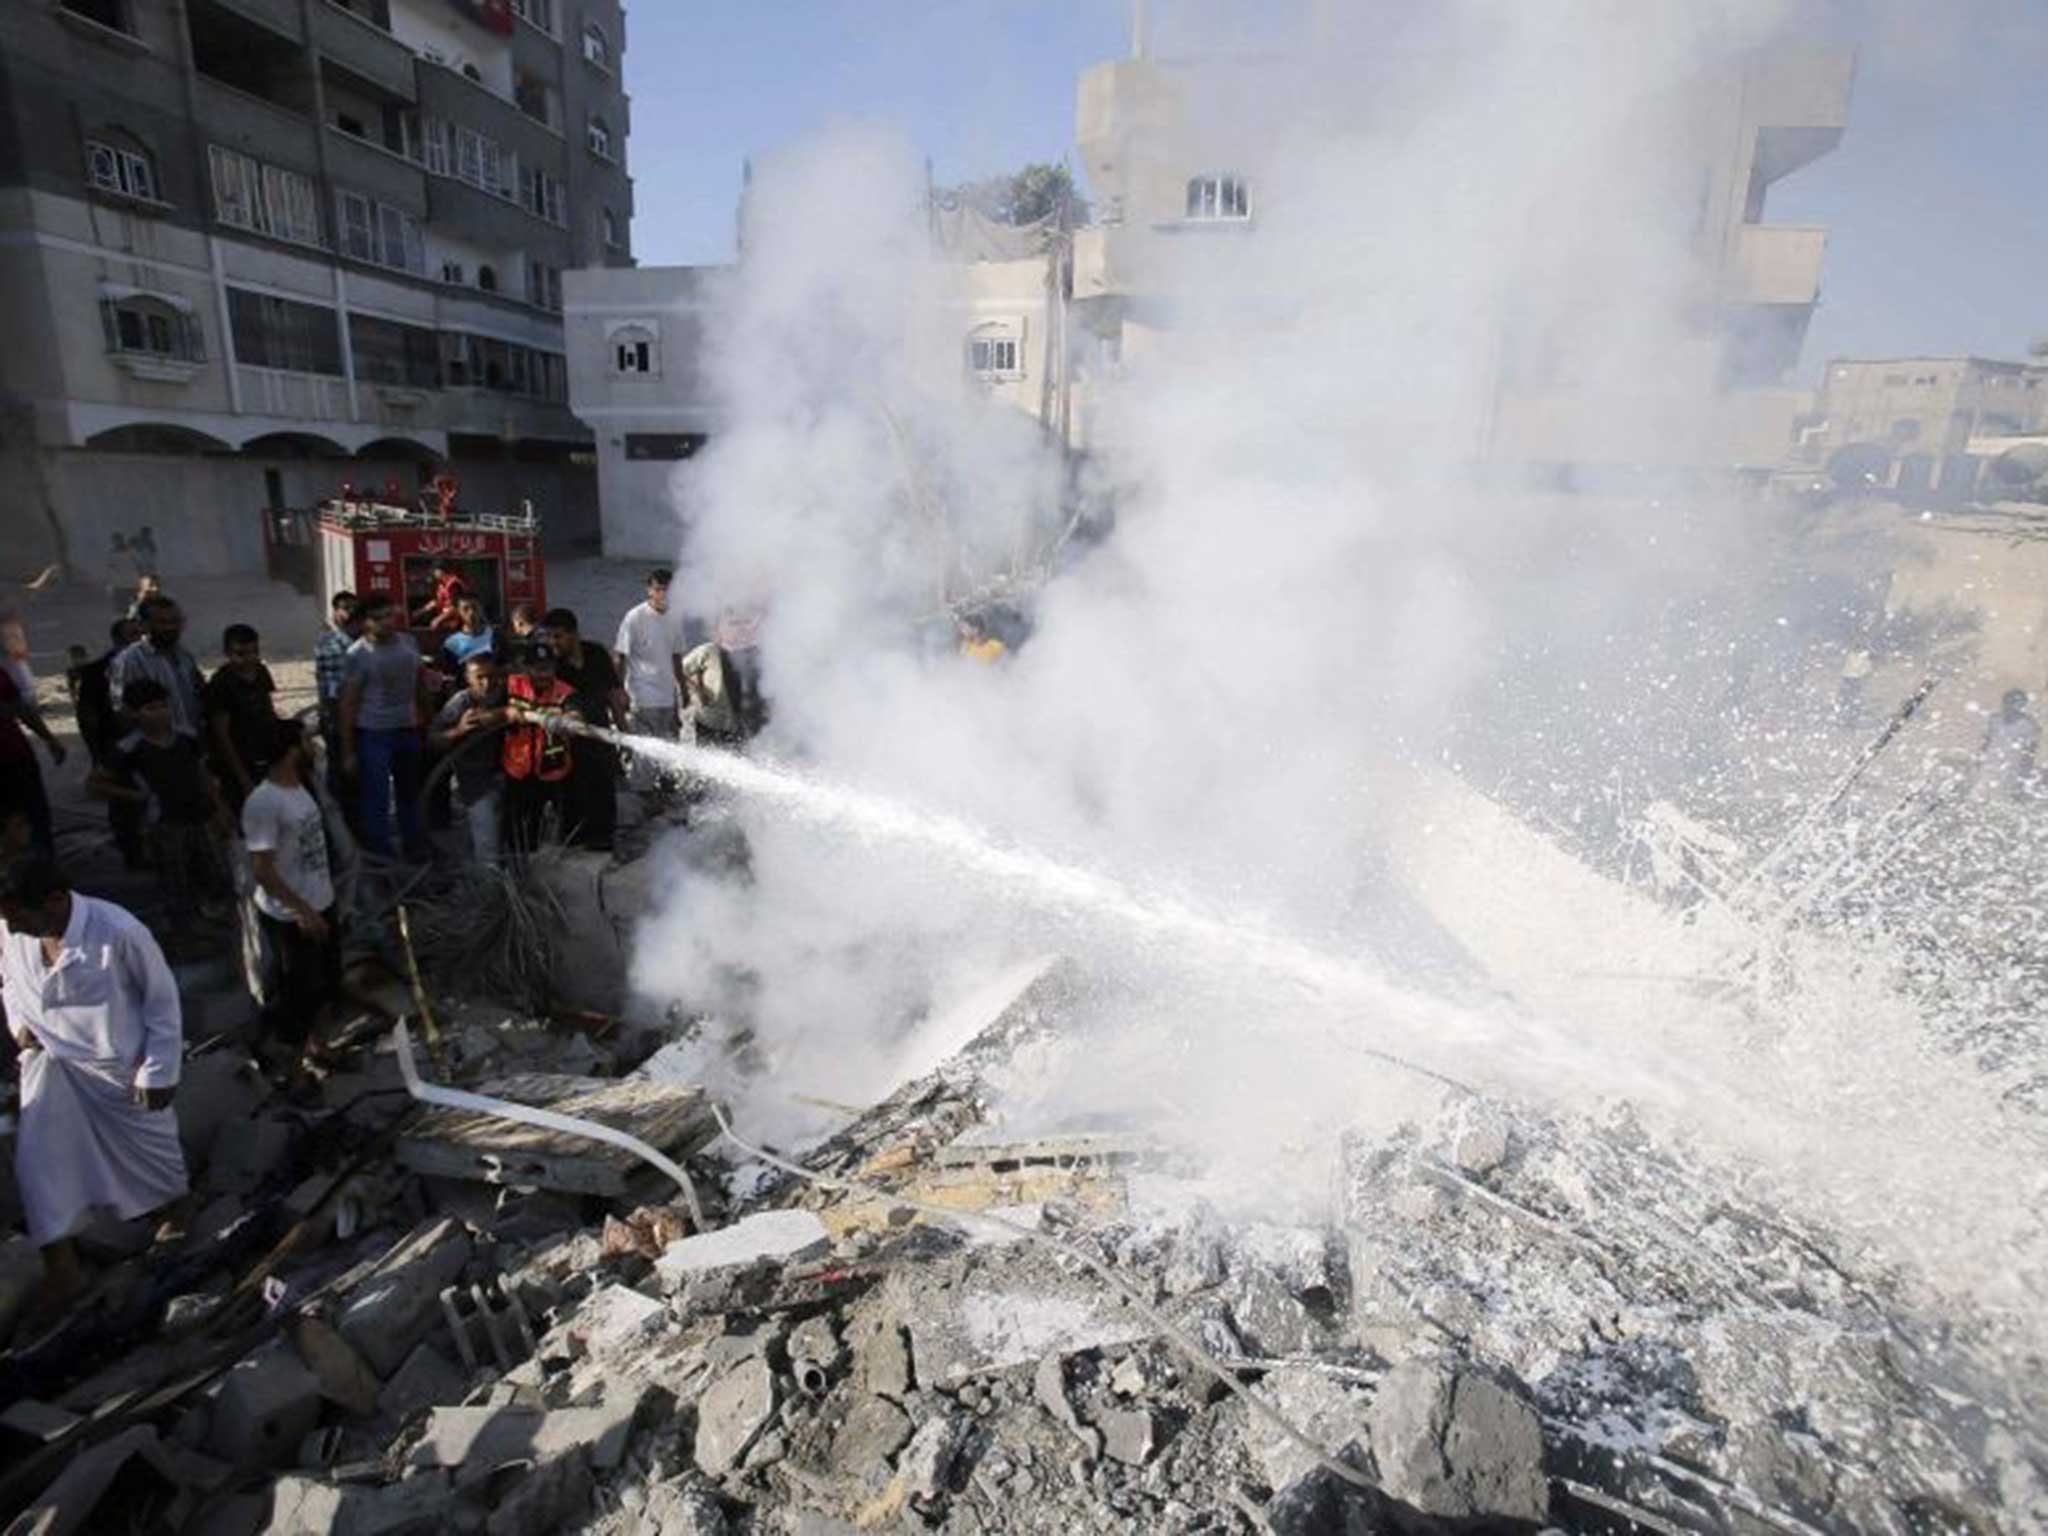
[
  {"x1": 587, "y1": 115, "x2": 613, "y2": 161},
  {"x1": 335, "y1": 190, "x2": 423, "y2": 273},
  {"x1": 437, "y1": 122, "x2": 518, "y2": 199},
  {"x1": 1883, "y1": 373, "x2": 1909, "y2": 388},
  {"x1": 523, "y1": 167, "x2": 566, "y2": 225},
  {"x1": 582, "y1": 21, "x2": 611, "y2": 69},
  {"x1": 85, "y1": 138, "x2": 157, "y2": 202},
  {"x1": 526, "y1": 259, "x2": 562, "y2": 312},
  {"x1": 967, "y1": 334, "x2": 1020, "y2": 378},
  {"x1": 601, "y1": 206, "x2": 622, "y2": 249},
  {"x1": 61, "y1": 0, "x2": 131, "y2": 32},
  {"x1": 477, "y1": 264, "x2": 498, "y2": 293},
  {"x1": 1184, "y1": 173, "x2": 1250, "y2": 221},
  {"x1": 624, "y1": 434, "x2": 705, "y2": 461},
  {"x1": 513, "y1": 70, "x2": 556, "y2": 129},
  {"x1": 349, "y1": 315, "x2": 440, "y2": 388},
  {"x1": 209, "y1": 146, "x2": 320, "y2": 245},
  {"x1": 511, "y1": 0, "x2": 555, "y2": 33},
  {"x1": 100, "y1": 295, "x2": 204, "y2": 361},
  {"x1": 440, "y1": 259, "x2": 467, "y2": 285},
  {"x1": 610, "y1": 323, "x2": 657, "y2": 376},
  {"x1": 227, "y1": 288, "x2": 344, "y2": 375},
  {"x1": 440, "y1": 332, "x2": 566, "y2": 401}
]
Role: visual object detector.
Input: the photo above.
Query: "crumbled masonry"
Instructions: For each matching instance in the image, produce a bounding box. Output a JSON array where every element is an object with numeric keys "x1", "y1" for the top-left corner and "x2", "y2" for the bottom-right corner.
[{"x1": 0, "y1": 920, "x2": 2032, "y2": 1536}]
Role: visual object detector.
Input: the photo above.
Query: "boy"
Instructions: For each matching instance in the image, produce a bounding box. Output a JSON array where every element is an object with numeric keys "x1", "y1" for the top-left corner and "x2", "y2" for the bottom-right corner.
[
  {"x1": 614, "y1": 568, "x2": 685, "y2": 796},
  {"x1": 92, "y1": 679, "x2": 230, "y2": 934},
  {"x1": 440, "y1": 594, "x2": 497, "y2": 672},
  {"x1": 243, "y1": 719, "x2": 339, "y2": 1075},
  {"x1": 430, "y1": 651, "x2": 510, "y2": 864},
  {"x1": 204, "y1": 623, "x2": 280, "y2": 810}
]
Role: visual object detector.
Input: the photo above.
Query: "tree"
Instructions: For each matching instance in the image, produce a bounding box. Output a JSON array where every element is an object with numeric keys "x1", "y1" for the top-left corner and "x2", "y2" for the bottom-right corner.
[{"x1": 938, "y1": 162, "x2": 1088, "y2": 227}]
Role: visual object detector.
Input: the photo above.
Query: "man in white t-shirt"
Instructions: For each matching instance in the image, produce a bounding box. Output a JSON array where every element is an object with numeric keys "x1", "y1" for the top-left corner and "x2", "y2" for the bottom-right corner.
[
  {"x1": 613, "y1": 566, "x2": 686, "y2": 793},
  {"x1": 241, "y1": 717, "x2": 339, "y2": 1074}
]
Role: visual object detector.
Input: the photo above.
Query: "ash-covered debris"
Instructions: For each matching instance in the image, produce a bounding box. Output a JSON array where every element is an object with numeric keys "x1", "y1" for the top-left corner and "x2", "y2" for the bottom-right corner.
[{"x1": 3, "y1": 946, "x2": 2039, "y2": 1536}]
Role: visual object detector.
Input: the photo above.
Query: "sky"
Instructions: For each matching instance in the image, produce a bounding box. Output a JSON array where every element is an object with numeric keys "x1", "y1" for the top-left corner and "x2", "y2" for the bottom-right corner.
[{"x1": 621, "y1": 1, "x2": 2048, "y2": 386}]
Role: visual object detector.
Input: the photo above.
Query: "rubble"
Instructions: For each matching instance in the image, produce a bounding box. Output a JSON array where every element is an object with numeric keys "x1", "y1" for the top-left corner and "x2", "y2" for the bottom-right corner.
[{"x1": 0, "y1": 937, "x2": 2029, "y2": 1536}]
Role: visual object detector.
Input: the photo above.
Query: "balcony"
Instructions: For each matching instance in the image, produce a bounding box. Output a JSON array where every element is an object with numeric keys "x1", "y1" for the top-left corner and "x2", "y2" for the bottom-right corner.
[
  {"x1": 312, "y1": 3, "x2": 417, "y2": 100},
  {"x1": 1744, "y1": 51, "x2": 1853, "y2": 132},
  {"x1": 1727, "y1": 224, "x2": 1826, "y2": 307},
  {"x1": 195, "y1": 77, "x2": 319, "y2": 168},
  {"x1": 325, "y1": 127, "x2": 428, "y2": 215},
  {"x1": 240, "y1": 366, "x2": 350, "y2": 422},
  {"x1": 207, "y1": 0, "x2": 303, "y2": 43}
]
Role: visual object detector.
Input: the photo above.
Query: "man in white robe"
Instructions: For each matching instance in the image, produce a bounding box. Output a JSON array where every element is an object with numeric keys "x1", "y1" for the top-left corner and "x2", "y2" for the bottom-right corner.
[{"x1": 1, "y1": 855, "x2": 187, "y2": 1313}]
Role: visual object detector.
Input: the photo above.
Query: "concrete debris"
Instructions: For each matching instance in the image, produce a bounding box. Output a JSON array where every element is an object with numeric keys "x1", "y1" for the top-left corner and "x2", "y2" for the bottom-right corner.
[
  {"x1": 205, "y1": 1116, "x2": 296, "y2": 1198},
  {"x1": 376, "y1": 1342, "x2": 470, "y2": 1426},
  {"x1": 174, "y1": 1050, "x2": 273, "y2": 1164},
  {"x1": 1368, "y1": 1358, "x2": 1550, "y2": 1523},
  {"x1": 1033, "y1": 1351, "x2": 1101, "y2": 1462},
  {"x1": 484, "y1": 1445, "x2": 596, "y2": 1536},
  {"x1": 440, "y1": 1278, "x2": 538, "y2": 1371},
  {"x1": 655, "y1": 1209, "x2": 830, "y2": 1292},
  {"x1": 636, "y1": 1483, "x2": 731, "y2": 1536},
  {"x1": 550, "y1": 1282, "x2": 668, "y2": 1359},
  {"x1": 334, "y1": 1217, "x2": 474, "y2": 1378},
  {"x1": 694, "y1": 1356, "x2": 777, "y2": 1477},
  {"x1": 1096, "y1": 1405, "x2": 1162, "y2": 1466},
  {"x1": 263, "y1": 1469, "x2": 454, "y2": 1535},
  {"x1": 829, "y1": 1393, "x2": 914, "y2": 1480},
  {"x1": 291, "y1": 1314, "x2": 382, "y2": 1418},
  {"x1": 0, "y1": 1235, "x2": 45, "y2": 1350},
  {"x1": 410, "y1": 1398, "x2": 642, "y2": 1487},
  {"x1": 0, "y1": 1397, "x2": 81, "y2": 1444},
  {"x1": 895, "y1": 1410, "x2": 973, "y2": 1504},
  {"x1": 209, "y1": 1340, "x2": 325, "y2": 1468},
  {"x1": 602, "y1": 1203, "x2": 693, "y2": 1261}
]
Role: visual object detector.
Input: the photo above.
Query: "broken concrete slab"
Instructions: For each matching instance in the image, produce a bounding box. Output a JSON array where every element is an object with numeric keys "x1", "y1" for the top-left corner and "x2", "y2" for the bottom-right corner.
[
  {"x1": 209, "y1": 1340, "x2": 324, "y2": 1468},
  {"x1": 694, "y1": 1357, "x2": 776, "y2": 1477},
  {"x1": 654, "y1": 1209, "x2": 830, "y2": 1293},
  {"x1": 409, "y1": 1401, "x2": 642, "y2": 1488},
  {"x1": 11, "y1": 1425, "x2": 227, "y2": 1536},
  {"x1": 888, "y1": 1261, "x2": 1152, "y2": 1385},
  {"x1": 1034, "y1": 1352, "x2": 1101, "y2": 1463},
  {"x1": 1245, "y1": 1365, "x2": 1370, "y2": 1500},
  {"x1": 395, "y1": 1071, "x2": 720, "y2": 1198},
  {"x1": 292, "y1": 1315, "x2": 381, "y2": 1418},
  {"x1": 547, "y1": 1282, "x2": 667, "y2": 1359},
  {"x1": 375, "y1": 1344, "x2": 468, "y2": 1425},
  {"x1": 896, "y1": 1411, "x2": 972, "y2": 1504},
  {"x1": 484, "y1": 1447, "x2": 595, "y2": 1536},
  {"x1": 1367, "y1": 1358, "x2": 1549, "y2": 1523},
  {"x1": 0, "y1": 1397, "x2": 81, "y2": 1444},
  {"x1": 849, "y1": 1306, "x2": 912, "y2": 1399},
  {"x1": 1097, "y1": 1406, "x2": 1163, "y2": 1467},
  {"x1": 262, "y1": 1469, "x2": 455, "y2": 1535},
  {"x1": 829, "y1": 1394, "x2": 913, "y2": 1480},
  {"x1": 637, "y1": 1483, "x2": 730, "y2": 1536},
  {"x1": 334, "y1": 1217, "x2": 473, "y2": 1378}
]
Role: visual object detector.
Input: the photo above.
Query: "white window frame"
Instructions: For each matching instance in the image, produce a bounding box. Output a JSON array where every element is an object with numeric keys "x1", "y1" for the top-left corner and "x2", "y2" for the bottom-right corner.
[
  {"x1": 440, "y1": 259, "x2": 467, "y2": 286},
  {"x1": 510, "y1": 0, "x2": 554, "y2": 34},
  {"x1": 526, "y1": 258, "x2": 562, "y2": 313},
  {"x1": 85, "y1": 138, "x2": 157, "y2": 202},
  {"x1": 587, "y1": 116, "x2": 613, "y2": 162},
  {"x1": 335, "y1": 188, "x2": 423, "y2": 275},
  {"x1": 209, "y1": 146, "x2": 321, "y2": 246},
  {"x1": 601, "y1": 206, "x2": 622, "y2": 249},
  {"x1": 966, "y1": 323, "x2": 1024, "y2": 381},
  {"x1": 1185, "y1": 173, "x2": 1250, "y2": 221},
  {"x1": 101, "y1": 296, "x2": 204, "y2": 361},
  {"x1": 607, "y1": 321, "x2": 658, "y2": 377},
  {"x1": 582, "y1": 21, "x2": 611, "y2": 70}
]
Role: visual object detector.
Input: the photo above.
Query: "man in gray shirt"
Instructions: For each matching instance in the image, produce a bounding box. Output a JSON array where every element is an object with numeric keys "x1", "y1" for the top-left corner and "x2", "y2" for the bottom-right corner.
[
  {"x1": 109, "y1": 595, "x2": 205, "y2": 739},
  {"x1": 339, "y1": 593, "x2": 429, "y2": 858}
]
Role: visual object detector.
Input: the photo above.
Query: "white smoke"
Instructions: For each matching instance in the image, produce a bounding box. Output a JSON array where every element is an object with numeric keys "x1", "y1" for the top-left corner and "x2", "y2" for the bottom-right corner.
[{"x1": 629, "y1": 0, "x2": 2048, "y2": 1359}]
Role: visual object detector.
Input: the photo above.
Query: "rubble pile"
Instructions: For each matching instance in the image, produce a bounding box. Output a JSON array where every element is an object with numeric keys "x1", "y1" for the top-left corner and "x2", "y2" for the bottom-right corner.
[{"x1": 0, "y1": 957, "x2": 2037, "y2": 1535}]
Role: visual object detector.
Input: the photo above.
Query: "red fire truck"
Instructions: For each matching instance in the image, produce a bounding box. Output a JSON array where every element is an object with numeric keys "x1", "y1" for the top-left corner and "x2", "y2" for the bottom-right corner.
[{"x1": 267, "y1": 484, "x2": 546, "y2": 634}]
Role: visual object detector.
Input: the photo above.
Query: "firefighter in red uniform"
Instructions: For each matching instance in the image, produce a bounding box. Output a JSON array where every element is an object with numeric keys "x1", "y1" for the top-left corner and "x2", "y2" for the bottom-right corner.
[
  {"x1": 501, "y1": 641, "x2": 576, "y2": 856},
  {"x1": 413, "y1": 562, "x2": 469, "y2": 633}
]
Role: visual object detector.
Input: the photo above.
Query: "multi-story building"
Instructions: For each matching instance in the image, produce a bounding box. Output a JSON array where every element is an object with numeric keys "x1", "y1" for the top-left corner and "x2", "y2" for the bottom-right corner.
[
  {"x1": 0, "y1": 0, "x2": 634, "y2": 583},
  {"x1": 1794, "y1": 356, "x2": 2048, "y2": 500},
  {"x1": 1070, "y1": 27, "x2": 1853, "y2": 482}
]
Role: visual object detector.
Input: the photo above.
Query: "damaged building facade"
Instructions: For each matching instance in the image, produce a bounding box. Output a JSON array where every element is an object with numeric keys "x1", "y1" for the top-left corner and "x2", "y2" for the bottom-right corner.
[{"x1": 0, "y1": 0, "x2": 636, "y2": 581}]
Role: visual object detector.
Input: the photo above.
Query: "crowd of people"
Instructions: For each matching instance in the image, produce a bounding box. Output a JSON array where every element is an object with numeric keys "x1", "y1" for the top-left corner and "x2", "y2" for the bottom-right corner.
[{"x1": 0, "y1": 563, "x2": 776, "y2": 1323}]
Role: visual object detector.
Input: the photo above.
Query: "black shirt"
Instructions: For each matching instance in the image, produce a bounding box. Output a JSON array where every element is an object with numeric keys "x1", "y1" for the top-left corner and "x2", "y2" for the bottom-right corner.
[
  {"x1": 110, "y1": 730, "x2": 213, "y2": 824},
  {"x1": 203, "y1": 663, "x2": 279, "y2": 775}
]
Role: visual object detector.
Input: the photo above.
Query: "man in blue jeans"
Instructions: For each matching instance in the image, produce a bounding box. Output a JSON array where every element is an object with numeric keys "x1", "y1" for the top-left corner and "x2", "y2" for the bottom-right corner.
[{"x1": 338, "y1": 593, "x2": 429, "y2": 859}]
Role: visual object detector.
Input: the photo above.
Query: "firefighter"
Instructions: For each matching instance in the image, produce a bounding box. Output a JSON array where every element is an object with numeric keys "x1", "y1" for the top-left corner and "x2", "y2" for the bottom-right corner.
[{"x1": 500, "y1": 641, "x2": 577, "y2": 857}]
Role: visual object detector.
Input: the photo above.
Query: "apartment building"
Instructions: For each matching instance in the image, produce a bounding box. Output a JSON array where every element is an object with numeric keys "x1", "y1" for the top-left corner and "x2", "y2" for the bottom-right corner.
[
  {"x1": 0, "y1": 0, "x2": 633, "y2": 582},
  {"x1": 1069, "y1": 23, "x2": 1853, "y2": 482},
  {"x1": 1793, "y1": 356, "x2": 2048, "y2": 500}
]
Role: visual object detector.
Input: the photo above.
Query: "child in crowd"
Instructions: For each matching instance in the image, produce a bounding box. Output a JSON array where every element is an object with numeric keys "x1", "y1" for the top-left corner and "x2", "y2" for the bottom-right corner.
[{"x1": 91, "y1": 679, "x2": 231, "y2": 935}]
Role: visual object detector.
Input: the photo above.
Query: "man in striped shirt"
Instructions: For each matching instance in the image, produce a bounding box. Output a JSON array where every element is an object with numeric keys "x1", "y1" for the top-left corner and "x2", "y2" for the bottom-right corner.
[{"x1": 108, "y1": 596, "x2": 204, "y2": 740}]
